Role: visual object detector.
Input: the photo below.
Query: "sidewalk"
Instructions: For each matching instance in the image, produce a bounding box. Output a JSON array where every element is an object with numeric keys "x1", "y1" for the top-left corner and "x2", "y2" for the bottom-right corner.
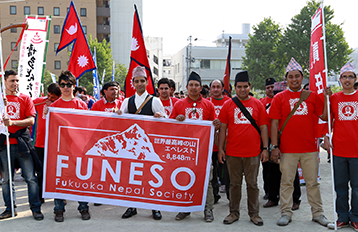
[{"x1": 0, "y1": 149, "x2": 342, "y2": 232}]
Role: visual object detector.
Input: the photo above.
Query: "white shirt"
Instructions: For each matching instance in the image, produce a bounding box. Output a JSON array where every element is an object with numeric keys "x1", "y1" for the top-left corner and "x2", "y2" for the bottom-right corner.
[{"x1": 120, "y1": 91, "x2": 167, "y2": 117}]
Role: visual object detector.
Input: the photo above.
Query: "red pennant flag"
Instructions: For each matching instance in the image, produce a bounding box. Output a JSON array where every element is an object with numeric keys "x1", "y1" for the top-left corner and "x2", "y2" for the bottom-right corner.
[
  {"x1": 223, "y1": 36, "x2": 232, "y2": 97},
  {"x1": 124, "y1": 5, "x2": 156, "y2": 97},
  {"x1": 309, "y1": 6, "x2": 328, "y2": 137},
  {"x1": 56, "y1": 1, "x2": 95, "y2": 79}
]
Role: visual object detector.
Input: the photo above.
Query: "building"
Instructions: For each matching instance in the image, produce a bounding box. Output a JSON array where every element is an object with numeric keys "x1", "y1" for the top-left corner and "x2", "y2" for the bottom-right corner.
[
  {"x1": 170, "y1": 24, "x2": 250, "y2": 91},
  {"x1": 144, "y1": 36, "x2": 163, "y2": 82},
  {"x1": 0, "y1": 0, "x2": 98, "y2": 76},
  {"x1": 110, "y1": 0, "x2": 142, "y2": 68}
]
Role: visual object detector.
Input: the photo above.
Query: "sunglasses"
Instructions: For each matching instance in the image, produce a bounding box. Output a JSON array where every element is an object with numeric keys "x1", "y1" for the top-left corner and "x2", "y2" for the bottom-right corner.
[
  {"x1": 59, "y1": 83, "x2": 73, "y2": 88},
  {"x1": 192, "y1": 102, "x2": 197, "y2": 114}
]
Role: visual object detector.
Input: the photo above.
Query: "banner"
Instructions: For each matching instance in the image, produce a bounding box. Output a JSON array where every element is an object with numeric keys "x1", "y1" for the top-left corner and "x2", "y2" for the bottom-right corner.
[
  {"x1": 44, "y1": 108, "x2": 214, "y2": 212},
  {"x1": 92, "y1": 48, "x2": 100, "y2": 101},
  {"x1": 124, "y1": 5, "x2": 156, "y2": 97},
  {"x1": 309, "y1": 6, "x2": 328, "y2": 139},
  {"x1": 18, "y1": 16, "x2": 50, "y2": 99}
]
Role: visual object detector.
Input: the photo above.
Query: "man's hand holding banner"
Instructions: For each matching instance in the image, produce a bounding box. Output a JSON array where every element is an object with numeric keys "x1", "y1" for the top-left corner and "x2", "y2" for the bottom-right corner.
[{"x1": 44, "y1": 108, "x2": 214, "y2": 212}]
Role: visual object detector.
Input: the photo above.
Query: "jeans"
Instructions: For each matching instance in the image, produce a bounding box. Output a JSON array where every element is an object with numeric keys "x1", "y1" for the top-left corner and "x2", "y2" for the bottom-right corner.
[
  {"x1": 54, "y1": 199, "x2": 89, "y2": 213},
  {"x1": 333, "y1": 156, "x2": 358, "y2": 223},
  {"x1": 0, "y1": 144, "x2": 41, "y2": 212}
]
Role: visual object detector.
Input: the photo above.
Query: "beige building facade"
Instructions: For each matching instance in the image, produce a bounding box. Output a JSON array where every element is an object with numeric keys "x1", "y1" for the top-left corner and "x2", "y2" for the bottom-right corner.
[{"x1": 0, "y1": 0, "x2": 104, "y2": 76}]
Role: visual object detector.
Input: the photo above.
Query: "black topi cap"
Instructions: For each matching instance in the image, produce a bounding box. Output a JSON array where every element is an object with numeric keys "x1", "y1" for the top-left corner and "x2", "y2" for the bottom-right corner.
[
  {"x1": 235, "y1": 71, "x2": 249, "y2": 84},
  {"x1": 187, "y1": 71, "x2": 201, "y2": 85},
  {"x1": 266, "y1": 77, "x2": 276, "y2": 86}
]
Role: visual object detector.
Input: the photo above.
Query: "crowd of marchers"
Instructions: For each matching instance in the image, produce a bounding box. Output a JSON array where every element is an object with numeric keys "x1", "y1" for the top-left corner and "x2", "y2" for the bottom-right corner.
[{"x1": 0, "y1": 58, "x2": 356, "y2": 231}]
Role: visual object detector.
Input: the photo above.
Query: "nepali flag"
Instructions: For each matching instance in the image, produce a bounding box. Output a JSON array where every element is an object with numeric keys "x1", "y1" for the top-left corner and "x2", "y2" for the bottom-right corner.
[
  {"x1": 124, "y1": 5, "x2": 156, "y2": 97},
  {"x1": 309, "y1": 5, "x2": 328, "y2": 138},
  {"x1": 56, "y1": 0, "x2": 96, "y2": 79},
  {"x1": 223, "y1": 36, "x2": 232, "y2": 97}
]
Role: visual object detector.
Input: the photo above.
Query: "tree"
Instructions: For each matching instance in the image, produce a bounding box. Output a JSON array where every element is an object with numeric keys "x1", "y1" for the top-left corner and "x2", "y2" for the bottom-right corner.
[
  {"x1": 74, "y1": 34, "x2": 127, "y2": 95},
  {"x1": 279, "y1": 0, "x2": 353, "y2": 77},
  {"x1": 243, "y1": 17, "x2": 284, "y2": 89}
]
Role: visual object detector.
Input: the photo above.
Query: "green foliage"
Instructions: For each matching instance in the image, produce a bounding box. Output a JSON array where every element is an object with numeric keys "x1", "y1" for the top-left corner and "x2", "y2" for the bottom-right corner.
[
  {"x1": 42, "y1": 70, "x2": 53, "y2": 95},
  {"x1": 279, "y1": 0, "x2": 353, "y2": 77},
  {"x1": 250, "y1": 88, "x2": 265, "y2": 100},
  {"x1": 330, "y1": 84, "x2": 342, "y2": 93},
  {"x1": 74, "y1": 34, "x2": 127, "y2": 95},
  {"x1": 243, "y1": 17, "x2": 284, "y2": 90}
]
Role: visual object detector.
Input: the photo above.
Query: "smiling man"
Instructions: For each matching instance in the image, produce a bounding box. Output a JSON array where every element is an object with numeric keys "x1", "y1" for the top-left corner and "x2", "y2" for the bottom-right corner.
[
  {"x1": 157, "y1": 78, "x2": 178, "y2": 117},
  {"x1": 269, "y1": 58, "x2": 329, "y2": 227},
  {"x1": 170, "y1": 71, "x2": 221, "y2": 222},
  {"x1": 91, "y1": 81, "x2": 122, "y2": 112}
]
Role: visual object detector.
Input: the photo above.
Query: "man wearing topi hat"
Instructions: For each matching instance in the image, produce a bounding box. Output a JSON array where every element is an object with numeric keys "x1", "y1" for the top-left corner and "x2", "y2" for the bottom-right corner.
[
  {"x1": 117, "y1": 66, "x2": 166, "y2": 220},
  {"x1": 269, "y1": 58, "x2": 330, "y2": 226},
  {"x1": 323, "y1": 62, "x2": 358, "y2": 231},
  {"x1": 170, "y1": 71, "x2": 221, "y2": 222},
  {"x1": 217, "y1": 71, "x2": 269, "y2": 226}
]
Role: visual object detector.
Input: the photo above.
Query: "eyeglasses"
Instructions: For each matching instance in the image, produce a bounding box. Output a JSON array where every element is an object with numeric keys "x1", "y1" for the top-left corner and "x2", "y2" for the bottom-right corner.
[
  {"x1": 59, "y1": 83, "x2": 73, "y2": 88},
  {"x1": 340, "y1": 75, "x2": 356, "y2": 80},
  {"x1": 192, "y1": 102, "x2": 197, "y2": 114}
]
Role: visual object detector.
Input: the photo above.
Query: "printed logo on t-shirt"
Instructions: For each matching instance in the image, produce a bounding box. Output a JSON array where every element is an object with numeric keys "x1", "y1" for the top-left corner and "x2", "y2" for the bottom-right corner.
[
  {"x1": 185, "y1": 107, "x2": 203, "y2": 120},
  {"x1": 234, "y1": 107, "x2": 253, "y2": 124},
  {"x1": 164, "y1": 106, "x2": 172, "y2": 116},
  {"x1": 289, "y1": 98, "x2": 308, "y2": 115},
  {"x1": 338, "y1": 101, "x2": 358, "y2": 121},
  {"x1": 42, "y1": 105, "x2": 48, "y2": 119},
  {"x1": 214, "y1": 105, "x2": 222, "y2": 117},
  {"x1": 105, "y1": 108, "x2": 114, "y2": 113},
  {"x1": 7, "y1": 102, "x2": 20, "y2": 119}
]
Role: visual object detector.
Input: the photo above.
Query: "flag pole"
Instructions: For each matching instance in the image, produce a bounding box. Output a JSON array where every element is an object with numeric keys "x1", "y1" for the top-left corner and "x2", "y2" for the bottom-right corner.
[
  {"x1": 321, "y1": 0, "x2": 337, "y2": 229},
  {"x1": 0, "y1": 32, "x2": 15, "y2": 218}
]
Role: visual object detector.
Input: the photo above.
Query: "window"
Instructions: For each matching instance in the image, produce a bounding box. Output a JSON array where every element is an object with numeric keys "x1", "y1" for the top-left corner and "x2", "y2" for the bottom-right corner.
[
  {"x1": 82, "y1": 26, "x2": 87, "y2": 34},
  {"x1": 38, "y1": 7, "x2": 44, "y2": 15},
  {"x1": 11, "y1": 60, "x2": 18, "y2": 69},
  {"x1": 53, "y1": 7, "x2": 60, "y2": 16},
  {"x1": 153, "y1": 55, "x2": 158, "y2": 65},
  {"x1": 54, "y1": 43, "x2": 59, "y2": 51},
  {"x1": 54, "y1": 25, "x2": 60, "y2": 34},
  {"x1": 10, "y1": 6, "x2": 16, "y2": 15},
  {"x1": 153, "y1": 67, "x2": 158, "y2": 76},
  {"x1": 24, "y1": 6, "x2": 30, "y2": 15},
  {"x1": 200, "y1": 59, "x2": 210, "y2": 69},
  {"x1": 80, "y1": 8, "x2": 86, "y2": 17},
  {"x1": 10, "y1": 27, "x2": 17, "y2": 33},
  {"x1": 11, "y1": 42, "x2": 17, "y2": 51},
  {"x1": 55, "y1": 61, "x2": 61, "y2": 69}
]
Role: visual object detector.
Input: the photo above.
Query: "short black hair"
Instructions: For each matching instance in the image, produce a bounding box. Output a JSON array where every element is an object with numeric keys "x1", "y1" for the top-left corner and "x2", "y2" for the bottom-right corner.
[
  {"x1": 4, "y1": 70, "x2": 17, "y2": 80},
  {"x1": 285, "y1": 70, "x2": 303, "y2": 78},
  {"x1": 58, "y1": 70, "x2": 76, "y2": 85},
  {"x1": 209, "y1": 79, "x2": 224, "y2": 88},
  {"x1": 157, "y1": 78, "x2": 171, "y2": 88},
  {"x1": 169, "y1": 79, "x2": 176, "y2": 90},
  {"x1": 103, "y1": 81, "x2": 119, "y2": 91},
  {"x1": 48, "y1": 83, "x2": 61, "y2": 96}
]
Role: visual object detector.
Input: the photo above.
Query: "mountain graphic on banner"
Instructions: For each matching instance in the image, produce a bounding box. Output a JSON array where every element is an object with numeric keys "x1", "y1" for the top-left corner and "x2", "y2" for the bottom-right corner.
[{"x1": 86, "y1": 124, "x2": 164, "y2": 162}]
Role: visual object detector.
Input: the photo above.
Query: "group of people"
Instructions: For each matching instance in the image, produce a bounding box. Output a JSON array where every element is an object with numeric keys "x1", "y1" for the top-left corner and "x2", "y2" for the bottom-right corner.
[{"x1": 0, "y1": 57, "x2": 356, "y2": 231}]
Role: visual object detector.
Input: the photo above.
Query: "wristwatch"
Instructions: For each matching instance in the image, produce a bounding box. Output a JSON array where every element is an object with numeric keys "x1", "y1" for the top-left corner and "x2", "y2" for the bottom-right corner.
[
  {"x1": 270, "y1": 144, "x2": 279, "y2": 150},
  {"x1": 262, "y1": 147, "x2": 269, "y2": 151}
]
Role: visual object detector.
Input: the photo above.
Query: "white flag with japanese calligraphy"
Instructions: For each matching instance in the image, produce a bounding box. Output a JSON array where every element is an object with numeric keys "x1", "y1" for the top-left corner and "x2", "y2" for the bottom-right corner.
[{"x1": 18, "y1": 16, "x2": 50, "y2": 99}]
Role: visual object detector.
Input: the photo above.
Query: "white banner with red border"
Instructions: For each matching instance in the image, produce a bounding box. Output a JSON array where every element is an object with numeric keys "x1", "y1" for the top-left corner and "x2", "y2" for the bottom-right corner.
[{"x1": 43, "y1": 108, "x2": 214, "y2": 212}]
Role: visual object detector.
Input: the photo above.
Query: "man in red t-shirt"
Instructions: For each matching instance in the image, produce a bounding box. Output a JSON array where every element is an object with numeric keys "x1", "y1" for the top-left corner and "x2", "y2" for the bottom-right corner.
[
  {"x1": 170, "y1": 71, "x2": 221, "y2": 222},
  {"x1": 323, "y1": 62, "x2": 358, "y2": 230},
  {"x1": 269, "y1": 58, "x2": 329, "y2": 227},
  {"x1": 46, "y1": 71, "x2": 89, "y2": 222},
  {"x1": 33, "y1": 83, "x2": 61, "y2": 203},
  {"x1": 157, "y1": 78, "x2": 178, "y2": 117},
  {"x1": 218, "y1": 71, "x2": 269, "y2": 227},
  {"x1": 0, "y1": 70, "x2": 43, "y2": 220},
  {"x1": 260, "y1": 77, "x2": 275, "y2": 201},
  {"x1": 209, "y1": 79, "x2": 231, "y2": 202},
  {"x1": 91, "y1": 81, "x2": 122, "y2": 112}
]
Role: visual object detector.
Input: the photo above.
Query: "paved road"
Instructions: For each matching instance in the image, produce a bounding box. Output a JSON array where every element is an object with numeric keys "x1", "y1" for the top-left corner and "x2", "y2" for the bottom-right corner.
[{"x1": 0, "y1": 149, "x2": 347, "y2": 232}]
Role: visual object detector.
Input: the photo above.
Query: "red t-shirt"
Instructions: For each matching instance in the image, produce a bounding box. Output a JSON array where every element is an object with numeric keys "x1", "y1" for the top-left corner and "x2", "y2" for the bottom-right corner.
[
  {"x1": 330, "y1": 91, "x2": 358, "y2": 158},
  {"x1": 6, "y1": 94, "x2": 36, "y2": 144},
  {"x1": 269, "y1": 89, "x2": 323, "y2": 153},
  {"x1": 170, "y1": 96, "x2": 216, "y2": 121},
  {"x1": 91, "y1": 98, "x2": 122, "y2": 112},
  {"x1": 33, "y1": 97, "x2": 48, "y2": 148},
  {"x1": 260, "y1": 96, "x2": 273, "y2": 137},
  {"x1": 209, "y1": 95, "x2": 231, "y2": 151},
  {"x1": 219, "y1": 97, "x2": 268, "y2": 157},
  {"x1": 160, "y1": 97, "x2": 179, "y2": 117},
  {"x1": 50, "y1": 97, "x2": 88, "y2": 110}
]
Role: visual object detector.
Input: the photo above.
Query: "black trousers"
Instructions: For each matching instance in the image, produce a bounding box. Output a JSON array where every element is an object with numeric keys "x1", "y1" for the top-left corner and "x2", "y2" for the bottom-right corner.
[
  {"x1": 35, "y1": 147, "x2": 44, "y2": 200},
  {"x1": 267, "y1": 161, "x2": 301, "y2": 204}
]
